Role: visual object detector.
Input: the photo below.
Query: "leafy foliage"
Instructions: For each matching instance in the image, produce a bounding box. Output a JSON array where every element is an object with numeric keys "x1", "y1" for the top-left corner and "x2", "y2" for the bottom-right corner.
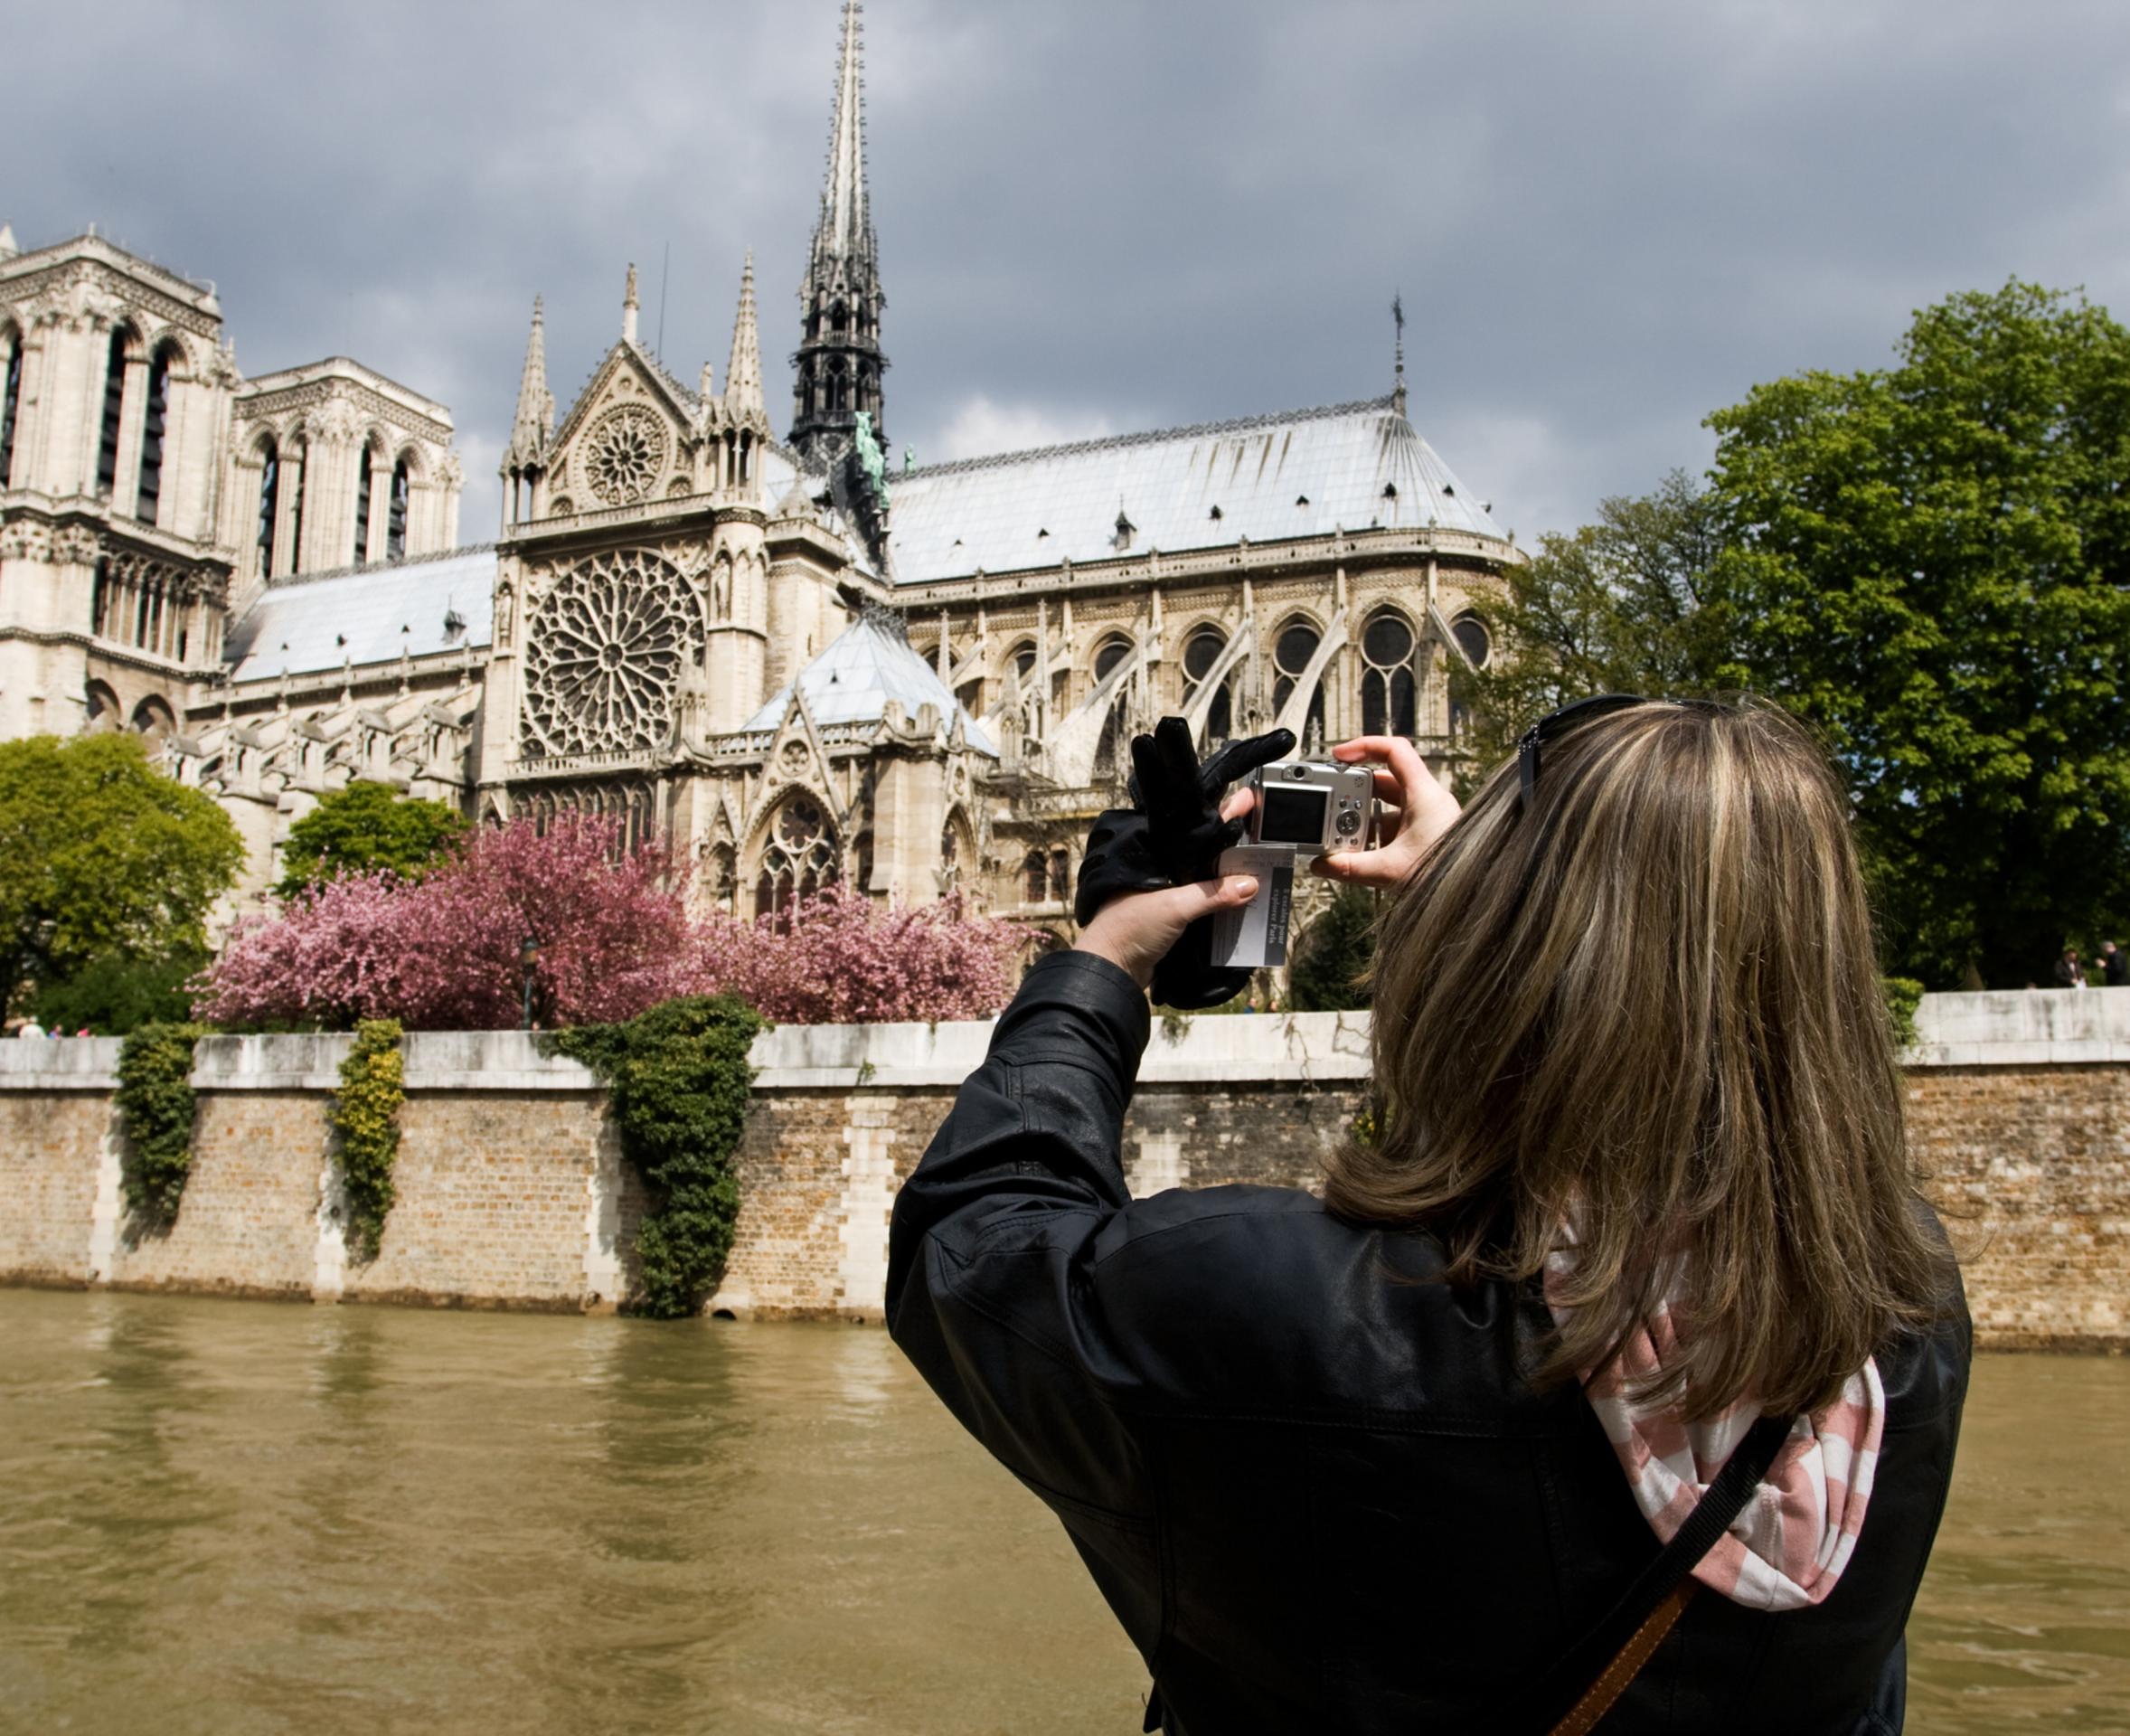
[
  {"x1": 1881, "y1": 977, "x2": 1926, "y2": 1048},
  {"x1": 34, "y1": 945, "x2": 208, "y2": 1034},
  {"x1": 113, "y1": 1022, "x2": 208, "y2": 1222},
  {"x1": 1455, "y1": 471, "x2": 1732, "y2": 781},
  {"x1": 1287, "y1": 887, "x2": 1379, "y2": 1012},
  {"x1": 1705, "y1": 282, "x2": 2130, "y2": 987},
  {"x1": 551, "y1": 995, "x2": 765, "y2": 1319},
  {"x1": 0, "y1": 734, "x2": 242, "y2": 1020},
  {"x1": 698, "y1": 886, "x2": 1028, "y2": 1024},
  {"x1": 276, "y1": 782, "x2": 467, "y2": 899},
  {"x1": 330, "y1": 1020, "x2": 404, "y2": 1261}
]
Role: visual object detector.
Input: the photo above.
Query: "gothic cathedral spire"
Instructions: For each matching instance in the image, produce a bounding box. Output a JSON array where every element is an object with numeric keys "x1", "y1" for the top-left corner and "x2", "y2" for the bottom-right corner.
[
  {"x1": 789, "y1": 0, "x2": 887, "y2": 468},
  {"x1": 726, "y1": 252, "x2": 767, "y2": 429},
  {"x1": 504, "y1": 297, "x2": 554, "y2": 474}
]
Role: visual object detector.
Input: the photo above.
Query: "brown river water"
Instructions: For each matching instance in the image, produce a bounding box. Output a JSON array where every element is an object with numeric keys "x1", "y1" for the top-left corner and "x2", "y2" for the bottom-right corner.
[{"x1": 0, "y1": 1290, "x2": 2123, "y2": 1734}]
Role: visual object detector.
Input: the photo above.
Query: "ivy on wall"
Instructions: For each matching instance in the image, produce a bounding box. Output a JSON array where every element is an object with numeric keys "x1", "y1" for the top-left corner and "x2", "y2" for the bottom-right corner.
[
  {"x1": 331, "y1": 1019, "x2": 405, "y2": 1261},
  {"x1": 113, "y1": 1023, "x2": 209, "y2": 1222},
  {"x1": 550, "y1": 995, "x2": 764, "y2": 1319}
]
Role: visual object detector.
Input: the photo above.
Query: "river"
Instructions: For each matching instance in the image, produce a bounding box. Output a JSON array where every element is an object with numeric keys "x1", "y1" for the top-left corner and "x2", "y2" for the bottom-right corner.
[{"x1": 0, "y1": 1291, "x2": 2122, "y2": 1733}]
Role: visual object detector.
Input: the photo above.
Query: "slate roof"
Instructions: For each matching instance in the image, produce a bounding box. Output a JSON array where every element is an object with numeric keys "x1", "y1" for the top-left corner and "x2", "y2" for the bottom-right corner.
[
  {"x1": 745, "y1": 609, "x2": 996, "y2": 755},
  {"x1": 884, "y1": 396, "x2": 1504, "y2": 582},
  {"x1": 222, "y1": 547, "x2": 496, "y2": 683}
]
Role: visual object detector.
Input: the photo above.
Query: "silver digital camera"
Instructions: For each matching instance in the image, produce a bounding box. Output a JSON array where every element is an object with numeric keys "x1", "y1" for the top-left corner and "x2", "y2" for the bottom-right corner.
[
  {"x1": 1210, "y1": 760, "x2": 1375, "y2": 970},
  {"x1": 1243, "y1": 760, "x2": 1376, "y2": 854}
]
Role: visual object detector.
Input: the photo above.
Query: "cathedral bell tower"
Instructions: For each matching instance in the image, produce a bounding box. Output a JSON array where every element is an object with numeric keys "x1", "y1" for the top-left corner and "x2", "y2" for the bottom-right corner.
[{"x1": 789, "y1": 0, "x2": 887, "y2": 473}]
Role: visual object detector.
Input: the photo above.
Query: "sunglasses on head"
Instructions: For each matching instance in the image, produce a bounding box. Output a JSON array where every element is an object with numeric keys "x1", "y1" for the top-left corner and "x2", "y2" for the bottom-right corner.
[{"x1": 1516, "y1": 694, "x2": 1729, "y2": 810}]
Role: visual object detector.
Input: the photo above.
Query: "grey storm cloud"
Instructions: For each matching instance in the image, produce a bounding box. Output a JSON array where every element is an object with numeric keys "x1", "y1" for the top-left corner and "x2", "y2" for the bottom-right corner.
[{"x1": 13, "y1": 0, "x2": 2127, "y2": 542}]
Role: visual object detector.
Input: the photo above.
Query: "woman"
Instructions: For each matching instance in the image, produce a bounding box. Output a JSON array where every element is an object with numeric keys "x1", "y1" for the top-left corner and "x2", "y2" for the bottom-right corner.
[{"x1": 887, "y1": 699, "x2": 1968, "y2": 1734}]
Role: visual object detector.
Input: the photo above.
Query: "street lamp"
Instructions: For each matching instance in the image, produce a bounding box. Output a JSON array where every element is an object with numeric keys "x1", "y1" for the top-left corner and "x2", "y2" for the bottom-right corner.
[{"x1": 518, "y1": 934, "x2": 540, "y2": 1031}]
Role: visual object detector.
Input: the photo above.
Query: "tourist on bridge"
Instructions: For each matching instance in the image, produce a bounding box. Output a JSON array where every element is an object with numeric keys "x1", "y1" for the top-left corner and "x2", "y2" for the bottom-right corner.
[
  {"x1": 2055, "y1": 948, "x2": 2088, "y2": 988},
  {"x1": 890, "y1": 699, "x2": 1968, "y2": 1735}
]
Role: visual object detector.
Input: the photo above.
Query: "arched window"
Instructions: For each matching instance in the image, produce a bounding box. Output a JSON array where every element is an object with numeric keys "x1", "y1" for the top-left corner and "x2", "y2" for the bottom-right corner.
[
  {"x1": 753, "y1": 795, "x2": 838, "y2": 920},
  {"x1": 130, "y1": 694, "x2": 175, "y2": 747},
  {"x1": 706, "y1": 843, "x2": 737, "y2": 916},
  {"x1": 255, "y1": 439, "x2": 280, "y2": 578},
  {"x1": 95, "y1": 328, "x2": 129, "y2": 495},
  {"x1": 387, "y1": 458, "x2": 410, "y2": 560},
  {"x1": 1272, "y1": 618, "x2": 1325, "y2": 744},
  {"x1": 1, "y1": 329, "x2": 25, "y2": 490},
  {"x1": 135, "y1": 346, "x2": 173, "y2": 524},
  {"x1": 830, "y1": 300, "x2": 849, "y2": 335},
  {"x1": 1181, "y1": 626, "x2": 1236, "y2": 744},
  {"x1": 1360, "y1": 609, "x2": 1418, "y2": 738},
  {"x1": 827, "y1": 359, "x2": 848, "y2": 414},
  {"x1": 1049, "y1": 847, "x2": 1070, "y2": 902},
  {"x1": 1023, "y1": 850, "x2": 1048, "y2": 903},
  {"x1": 287, "y1": 436, "x2": 309, "y2": 575},
  {"x1": 799, "y1": 365, "x2": 816, "y2": 420},
  {"x1": 1090, "y1": 636, "x2": 1135, "y2": 778},
  {"x1": 84, "y1": 681, "x2": 120, "y2": 731},
  {"x1": 939, "y1": 822, "x2": 958, "y2": 869},
  {"x1": 1093, "y1": 637, "x2": 1131, "y2": 683},
  {"x1": 353, "y1": 447, "x2": 374, "y2": 565},
  {"x1": 1452, "y1": 613, "x2": 1492, "y2": 668}
]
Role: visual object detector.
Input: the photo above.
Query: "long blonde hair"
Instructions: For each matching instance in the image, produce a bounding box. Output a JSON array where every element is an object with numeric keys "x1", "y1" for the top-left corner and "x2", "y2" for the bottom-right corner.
[{"x1": 1326, "y1": 699, "x2": 1948, "y2": 1419}]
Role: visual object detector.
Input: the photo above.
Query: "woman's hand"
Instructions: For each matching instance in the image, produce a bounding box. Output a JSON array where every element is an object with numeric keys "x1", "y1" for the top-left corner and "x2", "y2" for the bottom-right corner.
[
  {"x1": 1310, "y1": 736, "x2": 1461, "y2": 889},
  {"x1": 1074, "y1": 787, "x2": 1258, "y2": 991},
  {"x1": 1073, "y1": 873, "x2": 1262, "y2": 991}
]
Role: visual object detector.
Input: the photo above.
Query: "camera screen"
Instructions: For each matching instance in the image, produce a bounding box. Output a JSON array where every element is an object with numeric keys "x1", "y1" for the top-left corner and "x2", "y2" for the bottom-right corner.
[{"x1": 1258, "y1": 785, "x2": 1329, "y2": 845}]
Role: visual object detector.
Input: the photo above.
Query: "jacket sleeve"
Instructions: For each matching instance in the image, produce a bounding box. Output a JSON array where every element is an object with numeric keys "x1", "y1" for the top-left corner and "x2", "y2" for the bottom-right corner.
[{"x1": 886, "y1": 948, "x2": 1156, "y2": 1525}]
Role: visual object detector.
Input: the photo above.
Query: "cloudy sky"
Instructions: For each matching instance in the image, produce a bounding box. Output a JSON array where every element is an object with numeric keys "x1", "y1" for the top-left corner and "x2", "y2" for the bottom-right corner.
[{"x1": 14, "y1": 0, "x2": 2127, "y2": 541}]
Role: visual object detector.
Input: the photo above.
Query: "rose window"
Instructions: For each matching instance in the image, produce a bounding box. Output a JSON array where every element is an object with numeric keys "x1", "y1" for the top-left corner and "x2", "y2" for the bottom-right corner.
[
  {"x1": 580, "y1": 405, "x2": 668, "y2": 505},
  {"x1": 519, "y1": 550, "x2": 702, "y2": 757}
]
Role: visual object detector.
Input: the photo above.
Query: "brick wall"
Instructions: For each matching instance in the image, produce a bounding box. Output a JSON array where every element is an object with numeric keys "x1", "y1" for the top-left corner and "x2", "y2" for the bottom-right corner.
[{"x1": 0, "y1": 995, "x2": 2123, "y2": 1347}]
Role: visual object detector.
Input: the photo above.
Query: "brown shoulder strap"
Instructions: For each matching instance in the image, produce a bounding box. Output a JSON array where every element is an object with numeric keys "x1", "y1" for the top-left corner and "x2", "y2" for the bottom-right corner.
[{"x1": 1548, "y1": 1579, "x2": 1698, "y2": 1735}]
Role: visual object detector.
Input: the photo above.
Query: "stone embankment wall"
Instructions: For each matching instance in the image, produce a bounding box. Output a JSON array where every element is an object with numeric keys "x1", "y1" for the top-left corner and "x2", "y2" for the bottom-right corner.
[{"x1": 0, "y1": 992, "x2": 2122, "y2": 1348}]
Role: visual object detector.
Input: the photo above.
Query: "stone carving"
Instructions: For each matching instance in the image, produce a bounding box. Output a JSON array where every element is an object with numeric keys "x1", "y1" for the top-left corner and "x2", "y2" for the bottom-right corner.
[
  {"x1": 580, "y1": 404, "x2": 668, "y2": 506},
  {"x1": 519, "y1": 549, "x2": 702, "y2": 758}
]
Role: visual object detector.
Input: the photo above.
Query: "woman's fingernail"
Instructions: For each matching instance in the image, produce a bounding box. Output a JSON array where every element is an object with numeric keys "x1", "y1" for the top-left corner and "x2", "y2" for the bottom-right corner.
[{"x1": 1230, "y1": 876, "x2": 1258, "y2": 898}]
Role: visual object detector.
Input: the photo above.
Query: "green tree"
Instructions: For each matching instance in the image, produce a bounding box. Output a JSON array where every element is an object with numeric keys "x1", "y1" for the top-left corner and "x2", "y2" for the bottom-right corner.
[
  {"x1": 1706, "y1": 282, "x2": 2130, "y2": 987},
  {"x1": 0, "y1": 734, "x2": 242, "y2": 1021},
  {"x1": 1288, "y1": 886, "x2": 1378, "y2": 1012},
  {"x1": 1455, "y1": 470, "x2": 1731, "y2": 782},
  {"x1": 34, "y1": 946, "x2": 209, "y2": 1035},
  {"x1": 275, "y1": 779, "x2": 468, "y2": 898}
]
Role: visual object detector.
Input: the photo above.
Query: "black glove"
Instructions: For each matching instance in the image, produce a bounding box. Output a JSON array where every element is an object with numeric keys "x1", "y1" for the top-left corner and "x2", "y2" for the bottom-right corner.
[{"x1": 1073, "y1": 718, "x2": 1295, "y2": 1010}]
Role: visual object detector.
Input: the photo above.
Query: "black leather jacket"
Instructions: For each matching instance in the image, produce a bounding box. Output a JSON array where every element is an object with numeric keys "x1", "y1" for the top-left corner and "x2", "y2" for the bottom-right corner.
[{"x1": 886, "y1": 952, "x2": 1972, "y2": 1735}]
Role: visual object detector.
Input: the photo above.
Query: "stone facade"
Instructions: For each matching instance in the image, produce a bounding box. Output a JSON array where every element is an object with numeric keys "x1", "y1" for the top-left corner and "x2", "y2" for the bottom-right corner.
[
  {"x1": 1, "y1": 1, "x2": 1517, "y2": 934},
  {"x1": 1, "y1": 993, "x2": 2123, "y2": 1347}
]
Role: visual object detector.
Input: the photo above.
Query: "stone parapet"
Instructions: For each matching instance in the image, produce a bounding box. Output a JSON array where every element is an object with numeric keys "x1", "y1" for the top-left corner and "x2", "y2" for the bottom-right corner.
[{"x1": 0, "y1": 991, "x2": 2123, "y2": 1343}]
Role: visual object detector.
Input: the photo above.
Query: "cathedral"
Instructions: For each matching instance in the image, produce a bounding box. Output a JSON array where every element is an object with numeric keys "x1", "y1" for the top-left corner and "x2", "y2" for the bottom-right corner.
[{"x1": 0, "y1": 1, "x2": 1521, "y2": 933}]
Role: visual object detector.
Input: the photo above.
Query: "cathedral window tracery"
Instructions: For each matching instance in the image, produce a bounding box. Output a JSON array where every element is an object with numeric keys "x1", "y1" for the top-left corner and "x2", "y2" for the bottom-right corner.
[
  {"x1": 520, "y1": 549, "x2": 702, "y2": 759},
  {"x1": 581, "y1": 404, "x2": 667, "y2": 505},
  {"x1": 1360, "y1": 609, "x2": 1418, "y2": 739},
  {"x1": 1272, "y1": 617, "x2": 1326, "y2": 746},
  {"x1": 1451, "y1": 612, "x2": 1492, "y2": 668},
  {"x1": 755, "y1": 795, "x2": 837, "y2": 918}
]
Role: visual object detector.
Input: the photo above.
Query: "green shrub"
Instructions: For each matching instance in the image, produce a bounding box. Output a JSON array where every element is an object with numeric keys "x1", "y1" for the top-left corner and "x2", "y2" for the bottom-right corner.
[
  {"x1": 1882, "y1": 976, "x2": 1926, "y2": 1048},
  {"x1": 550, "y1": 995, "x2": 764, "y2": 1319},
  {"x1": 1288, "y1": 888, "x2": 1377, "y2": 1013},
  {"x1": 113, "y1": 1022, "x2": 208, "y2": 1222},
  {"x1": 35, "y1": 946, "x2": 207, "y2": 1035},
  {"x1": 331, "y1": 1020, "x2": 405, "y2": 1261}
]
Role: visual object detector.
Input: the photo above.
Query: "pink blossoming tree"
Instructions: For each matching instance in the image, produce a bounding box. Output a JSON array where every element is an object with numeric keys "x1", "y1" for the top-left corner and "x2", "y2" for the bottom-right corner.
[{"x1": 194, "y1": 816, "x2": 1033, "y2": 1031}]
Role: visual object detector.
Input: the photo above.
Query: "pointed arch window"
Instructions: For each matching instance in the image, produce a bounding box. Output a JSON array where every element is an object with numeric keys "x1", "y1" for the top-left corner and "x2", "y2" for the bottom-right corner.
[
  {"x1": 1272, "y1": 618, "x2": 1325, "y2": 747},
  {"x1": 287, "y1": 436, "x2": 309, "y2": 575},
  {"x1": 353, "y1": 447, "x2": 373, "y2": 564},
  {"x1": 1451, "y1": 614, "x2": 1492, "y2": 668},
  {"x1": 1360, "y1": 609, "x2": 1418, "y2": 738},
  {"x1": 95, "y1": 328, "x2": 129, "y2": 494},
  {"x1": 1, "y1": 331, "x2": 24, "y2": 490},
  {"x1": 1023, "y1": 850, "x2": 1048, "y2": 904},
  {"x1": 754, "y1": 795, "x2": 838, "y2": 919},
  {"x1": 135, "y1": 347, "x2": 172, "y2": 524},
  {"x1": 255, "y1": 439, "x2": 280, "y2": 578},
  {"x1": 1183, "y1": 626, "x2": 1234, "y2": 747},
  {"x1": 1091, "y1": 635, "x2": 1134, "y2": 778},
  {"x1": 387, "y1": 458, "x2": 410, "y2": 560}
]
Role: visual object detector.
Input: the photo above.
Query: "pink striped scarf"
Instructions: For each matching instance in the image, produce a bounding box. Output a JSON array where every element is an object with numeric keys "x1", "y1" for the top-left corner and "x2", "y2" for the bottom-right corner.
[{"x1": 1544, "y1": 1248, "x2": 1884, "y2": 1611}]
